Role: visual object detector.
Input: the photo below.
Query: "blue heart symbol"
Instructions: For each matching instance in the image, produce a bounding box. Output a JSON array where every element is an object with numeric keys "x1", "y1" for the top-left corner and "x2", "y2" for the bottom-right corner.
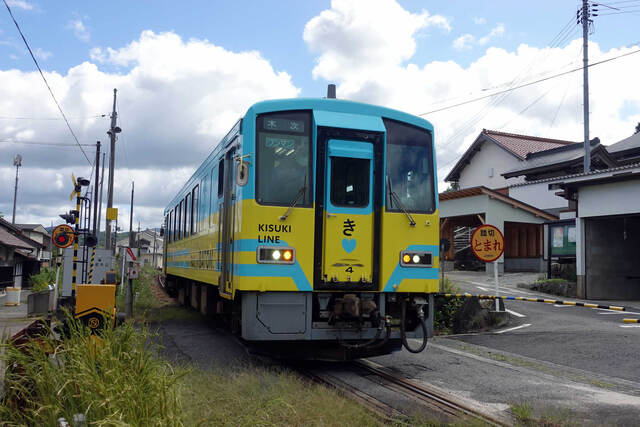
[{"x1": 342, "y1": 238, "x2": 356, "y2": 253}]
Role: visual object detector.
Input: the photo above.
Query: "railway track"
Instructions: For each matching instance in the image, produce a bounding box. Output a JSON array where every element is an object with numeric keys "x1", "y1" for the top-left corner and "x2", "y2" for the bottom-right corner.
[{"x1": 297, "y1": 359, "x2": 511, "y2": 426}]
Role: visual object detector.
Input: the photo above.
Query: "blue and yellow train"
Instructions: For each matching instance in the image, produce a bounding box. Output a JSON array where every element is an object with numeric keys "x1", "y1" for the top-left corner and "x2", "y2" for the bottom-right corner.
[{"x1": 163, "y1": 95, "x2": 439, "y2": 359}]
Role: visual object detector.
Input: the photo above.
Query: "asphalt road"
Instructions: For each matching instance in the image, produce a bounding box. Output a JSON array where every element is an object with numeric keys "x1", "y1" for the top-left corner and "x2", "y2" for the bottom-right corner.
[{"x1": 445, "y1": 271, "x2": 640, "y2": 382}]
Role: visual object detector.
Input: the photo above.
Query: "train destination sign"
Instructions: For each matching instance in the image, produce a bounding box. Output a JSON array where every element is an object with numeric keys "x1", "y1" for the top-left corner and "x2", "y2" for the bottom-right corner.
[
  {"x1": 262, "y1": 117, "x2": 305, "y2": 133},
  {"x1": 51, "y1": 224, "x2": 75, "y2": 249},
  {"x1": 470, "y1": 224, "x2": 505, "y2": 263}
]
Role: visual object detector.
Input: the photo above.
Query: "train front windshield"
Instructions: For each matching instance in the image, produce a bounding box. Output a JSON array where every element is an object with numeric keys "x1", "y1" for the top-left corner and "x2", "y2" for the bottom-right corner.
[
  {"x1": 384, "y1": 118, "x2": 435, "y2": 213},
  {"x1": 256, "y1": 111, "x2": 312, "y2": 206}
]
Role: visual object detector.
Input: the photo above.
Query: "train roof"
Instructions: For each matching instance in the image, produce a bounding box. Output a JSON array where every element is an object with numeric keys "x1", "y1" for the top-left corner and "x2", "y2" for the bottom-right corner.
[
  {"x1": 246, "y1": 98, "x2": 433, "y2": 131},
  {"x1": 164, "y1": 97, "x2": 434, "y2": 214}
]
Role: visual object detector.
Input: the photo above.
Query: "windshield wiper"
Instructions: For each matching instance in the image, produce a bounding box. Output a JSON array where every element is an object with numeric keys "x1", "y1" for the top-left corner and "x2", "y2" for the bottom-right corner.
[
  {"x1": 387, "y1": 176, "x2": 416, "y2": 227},
  {"x1": 280, "y1": 177, "x2": 307, "y2": 221}
]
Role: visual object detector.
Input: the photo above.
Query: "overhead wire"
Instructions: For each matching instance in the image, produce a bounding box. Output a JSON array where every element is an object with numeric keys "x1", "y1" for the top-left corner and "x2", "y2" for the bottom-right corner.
[
  {"x1": 2, "y1": 0, "x2": 94, "y2": 168},
  {"x1": 0, "y1": 115, "x2": 107, "y2": 120},
  {"x1": 428, "y1": 15, "x2": 581, "y2": 152}
]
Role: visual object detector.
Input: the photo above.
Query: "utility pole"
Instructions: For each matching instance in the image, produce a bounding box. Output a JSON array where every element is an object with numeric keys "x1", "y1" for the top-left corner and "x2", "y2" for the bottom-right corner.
[
  {"x1": 581, "y1": 0, "x2": 591, "y2": 173},
  {"x1": 105, "y1": 89, "x2": 121, "y2": 252},
  {"x1": 152, "y1": 227, "x2": 157, "y2": 269},
  {"x1": 92, "y1": 142, "x2": 101, "y2": 236},
  {"x1": 97, "y1": 153, "x2": 106, "y2": 245},
  {"x1": 11, "y1": 154, "x2": 22, "y2": 224},
  {"x1": 126, "y1": 181, "x2": 134, "y2": 318}
]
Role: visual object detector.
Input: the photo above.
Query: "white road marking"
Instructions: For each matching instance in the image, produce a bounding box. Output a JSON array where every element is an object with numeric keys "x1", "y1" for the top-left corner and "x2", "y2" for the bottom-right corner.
[
  {"x1": 505, "y1": 309, "x2": 526, "y2": 318},
  {"x1": 620, "y1": 325, "x2": 640, "y2": 328},
  {"x1": 495, "y1": 323, "x2": 531, "y2": 334},
  {"x1": 475, "y1": 285, "x2": 490, "y2": 292},
  {"x1": 554, "y1": 304, "x2": 572, "y2": 308},
  {"x1": 499, "y1": 287, "x2": 535, "y2": 295},
  {"x1": 596, "y1": 309, "x2": 640, "y2": 315},
  {"x1": 471, "y1": 281, "x2": 490, "y2": 287}
]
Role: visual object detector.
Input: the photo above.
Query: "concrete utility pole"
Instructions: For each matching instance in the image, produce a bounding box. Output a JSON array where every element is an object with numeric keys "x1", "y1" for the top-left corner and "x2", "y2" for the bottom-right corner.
[
  {"x1": 105, "y1": 89, "x2": 121, "y2": 251},
  {"x1": 97, "y1": 153, "x2": 106, "y2": 244},
  {"x1": 92, "y1": 141, "x2": 101, "y2": 236},
  {"x1": 11, "y1": 154, "x2": 22, "y2": 224},
  {"x1": 581, "y1": 0, "x2": 591, "y2": 173}
]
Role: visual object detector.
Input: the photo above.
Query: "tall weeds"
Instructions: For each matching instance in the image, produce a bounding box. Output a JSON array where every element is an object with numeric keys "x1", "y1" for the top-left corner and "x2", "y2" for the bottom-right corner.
[{"x1": 0, "y1": 317, "x2": 183, "y2": 426}]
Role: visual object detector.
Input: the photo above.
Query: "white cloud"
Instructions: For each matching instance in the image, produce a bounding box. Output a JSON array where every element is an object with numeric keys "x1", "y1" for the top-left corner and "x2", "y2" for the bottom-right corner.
[
  {"x1": 453, "y1": 34, "x2": 474, "y2": 50},
  {"x1": 33, "y1": 47, "x2": 52, "y2": 60},
  {"x1": 478, "y1": 24, "x2": 505, "y2": 45},
  {"x1": 452, "y1": 24, "x2": 505, "y2": 50},
  {"x1": 303, "y1": 0, "x2": 450, "y2": 82},
  {"x1": 302, "y1": 2, "x2": 640, "y2": 191},
  {"x1": 6, "y1": 0, "x2": 33, "y2": 10},
  {"x1": 0, "y1": 30, "x2": 300, "y2": 227},
  {"x1": 473, "y1": 17, "x2": 487, "y2": 25},
  {"x1": 66, "y1": 19, "x2": 90, "y2": 42}
]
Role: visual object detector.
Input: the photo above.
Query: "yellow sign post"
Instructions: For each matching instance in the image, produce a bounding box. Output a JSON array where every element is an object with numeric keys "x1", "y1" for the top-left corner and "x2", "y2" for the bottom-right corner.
[{"x1": 471, "y1": 224, "x2": 505, "y2": 311}]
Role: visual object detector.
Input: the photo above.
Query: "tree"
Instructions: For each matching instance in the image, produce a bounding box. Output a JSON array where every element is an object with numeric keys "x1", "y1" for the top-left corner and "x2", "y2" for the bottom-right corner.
[
  {"x1": 635, "y1": 122, "x2": 640, "y2": 134},
  {"x1": 444, "y1": 182, "x2": 460, "y2": 192}
]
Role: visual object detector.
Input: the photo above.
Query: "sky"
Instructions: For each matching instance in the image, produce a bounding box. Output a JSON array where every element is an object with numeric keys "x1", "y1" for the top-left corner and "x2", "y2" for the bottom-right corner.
[{"x1": 1, "y1": 0, "x2": 640, "y2": 231}]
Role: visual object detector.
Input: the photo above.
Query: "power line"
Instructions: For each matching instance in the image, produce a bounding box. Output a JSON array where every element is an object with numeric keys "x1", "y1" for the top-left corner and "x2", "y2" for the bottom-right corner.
[
  {"x1": 2, "y1": 0, "x2": 93, "y2": 167},
  {"x1": 0, "y1": 114, "x2": 107, "y2": 120},
  {"x1": 0, "y1": 139, "x2": 95, "y2": 147},
  {"x1": 420, "y1": 46, "x2": 640, "y2": 116}
]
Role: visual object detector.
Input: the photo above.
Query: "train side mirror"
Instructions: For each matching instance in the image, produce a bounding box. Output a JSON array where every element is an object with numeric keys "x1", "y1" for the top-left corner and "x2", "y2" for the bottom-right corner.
[
  {"x1": 440, "y1": 238, "x2": 451, "y2": 253},
  {"x1": 236, "y1": 161, "x2": 249, "y2": 187},
  {"x1": 159, "y1": 227, "x2": 164, "y2": 237}
]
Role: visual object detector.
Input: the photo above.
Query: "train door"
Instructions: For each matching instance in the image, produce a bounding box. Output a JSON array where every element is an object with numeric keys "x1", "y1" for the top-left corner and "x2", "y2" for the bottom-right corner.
[
  {"x1": 219, "y1": 146, "x2": 237, "y2": 298},
  {"x1": 322, "y1": 139, "x2": 375, "y2": 284}
]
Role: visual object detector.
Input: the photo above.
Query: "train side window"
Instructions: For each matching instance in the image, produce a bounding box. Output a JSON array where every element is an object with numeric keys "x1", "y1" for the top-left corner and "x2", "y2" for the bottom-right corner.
[
  {"x1": 217, "y1": 159, "x2": 224, "y2": 197},
  {"x1": 168, "y1": 211, "x2": 172, "y2": 243},
  {"x1": 184, "y1": 193, "x2": 191, "y2": 238},
  {"x1": 177, "y1": 201, "x2": 182, "y2": 240},
  {"x1": 330, "y1": 157, "x2": 370, "y2": 207},
  {"x1": 209, "y1": 168, "x2": 216, "y2": 228},
  {"x1": 192, "y1": 185, "x2": 199, "y2": 235}
]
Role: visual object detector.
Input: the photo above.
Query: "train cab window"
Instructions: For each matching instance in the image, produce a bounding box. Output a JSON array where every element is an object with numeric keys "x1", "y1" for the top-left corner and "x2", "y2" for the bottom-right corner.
[
  {"x1": 383, "y1": 118, "x2": 435, "y2": 213},
  {"x1": 168, "y1": 211, "x2": 173, "y2": 243},
  {"x1": 256, "y1": 111, "x2": 311, "y2": 206},
  {"x1": 330, "y1": 157, "x2": 370, "y2": 207},
  {"x1": 209, "y1": 168, "x2": 216, "y2": 227}
]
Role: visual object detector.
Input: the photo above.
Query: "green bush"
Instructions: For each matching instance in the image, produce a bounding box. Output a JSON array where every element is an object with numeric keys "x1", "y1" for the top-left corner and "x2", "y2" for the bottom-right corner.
[
  {"x1": 29, "y1": 267, "x2": 57, "y2": 292},
  {"x1": 435, "y1": 277, "x2": 464, "y2": 334},
  {"x1": 0, "y1": 315, "x2": 183, "y2": 426}
]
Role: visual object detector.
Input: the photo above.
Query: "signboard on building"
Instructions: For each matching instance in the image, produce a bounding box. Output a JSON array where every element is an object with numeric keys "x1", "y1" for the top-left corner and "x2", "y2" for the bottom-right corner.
[
  {"x1": 550, "y1": 223, "x2": 576, "y2": 256},
  {"x1": 471, "y1": 224, "x2": 505, "y2": 262}
]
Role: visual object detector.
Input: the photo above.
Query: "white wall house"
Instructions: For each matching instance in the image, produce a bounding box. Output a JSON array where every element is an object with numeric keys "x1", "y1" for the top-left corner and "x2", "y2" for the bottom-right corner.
[{"x1": 445, "y1": 129, "x2": 575, "y2": 191}]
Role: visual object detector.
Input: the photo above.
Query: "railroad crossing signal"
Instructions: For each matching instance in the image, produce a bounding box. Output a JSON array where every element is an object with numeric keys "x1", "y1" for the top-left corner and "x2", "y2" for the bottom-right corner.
[
  {"x1": 51, "y1": 224, "x2": 75, "y2": 249},
  {"x1": 470, "y1": 224, "x2": 505, "y2": 263}
]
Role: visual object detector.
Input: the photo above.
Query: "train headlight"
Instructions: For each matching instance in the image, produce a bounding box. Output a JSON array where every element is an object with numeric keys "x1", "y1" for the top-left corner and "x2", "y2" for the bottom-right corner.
[
  {"x1": 400, "y1": 250, "x2": 433, "y2": 267},
  {"x1": 257, "y1": 246, "x2": 296, "y2": 264}
]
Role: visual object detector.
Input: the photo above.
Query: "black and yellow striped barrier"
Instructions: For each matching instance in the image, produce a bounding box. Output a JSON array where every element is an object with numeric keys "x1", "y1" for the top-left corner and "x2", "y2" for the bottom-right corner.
[
  {"x1": 88, "y1": 247, "x2": 96, "y2": 283},
  {"x1": 436, "y1": 293, "x2": 627, "y2": 312},
  {"x1": 623, "y1": 318, "x2": 639, "y2": 323}
]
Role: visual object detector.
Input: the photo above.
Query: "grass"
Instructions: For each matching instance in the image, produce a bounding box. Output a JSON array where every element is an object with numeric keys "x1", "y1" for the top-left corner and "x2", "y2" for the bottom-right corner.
[
  {"x1": 178, "y1": 365, "x2": 380, "y2": 426},
  {"x1": 0, "y1": 317, "x2": 183, "y2": 425},
  {"x1": 511, "y1": 403, "x2": 533, "y2": 425}
]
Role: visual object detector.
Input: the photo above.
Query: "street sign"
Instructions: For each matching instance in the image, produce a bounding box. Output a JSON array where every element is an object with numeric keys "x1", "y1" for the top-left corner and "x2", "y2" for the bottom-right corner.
[
  {"x1": 106, "y1": 207, "x2": 118, "y2": 221},
  {"x1": 126, "y1": 247, "x2": 137, "y2": 262},
  {"x1": 470, "y1": 224, "x2": 505, "y2": 263},
  {"x1": 128, "y1": 265, "x2": 140, "y2": 279},
  {"x1": 51, "y1": 224, "x2": 75, "y2": 249}
]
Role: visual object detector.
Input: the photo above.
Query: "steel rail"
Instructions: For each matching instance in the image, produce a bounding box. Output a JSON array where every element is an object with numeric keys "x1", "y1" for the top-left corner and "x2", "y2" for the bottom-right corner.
[
  {"x1": 354, "y1": 359, "x2": 511, "y2": 426},
  {"x1": 295, "y1": 366, "x2": 398, "y2": 426}
]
